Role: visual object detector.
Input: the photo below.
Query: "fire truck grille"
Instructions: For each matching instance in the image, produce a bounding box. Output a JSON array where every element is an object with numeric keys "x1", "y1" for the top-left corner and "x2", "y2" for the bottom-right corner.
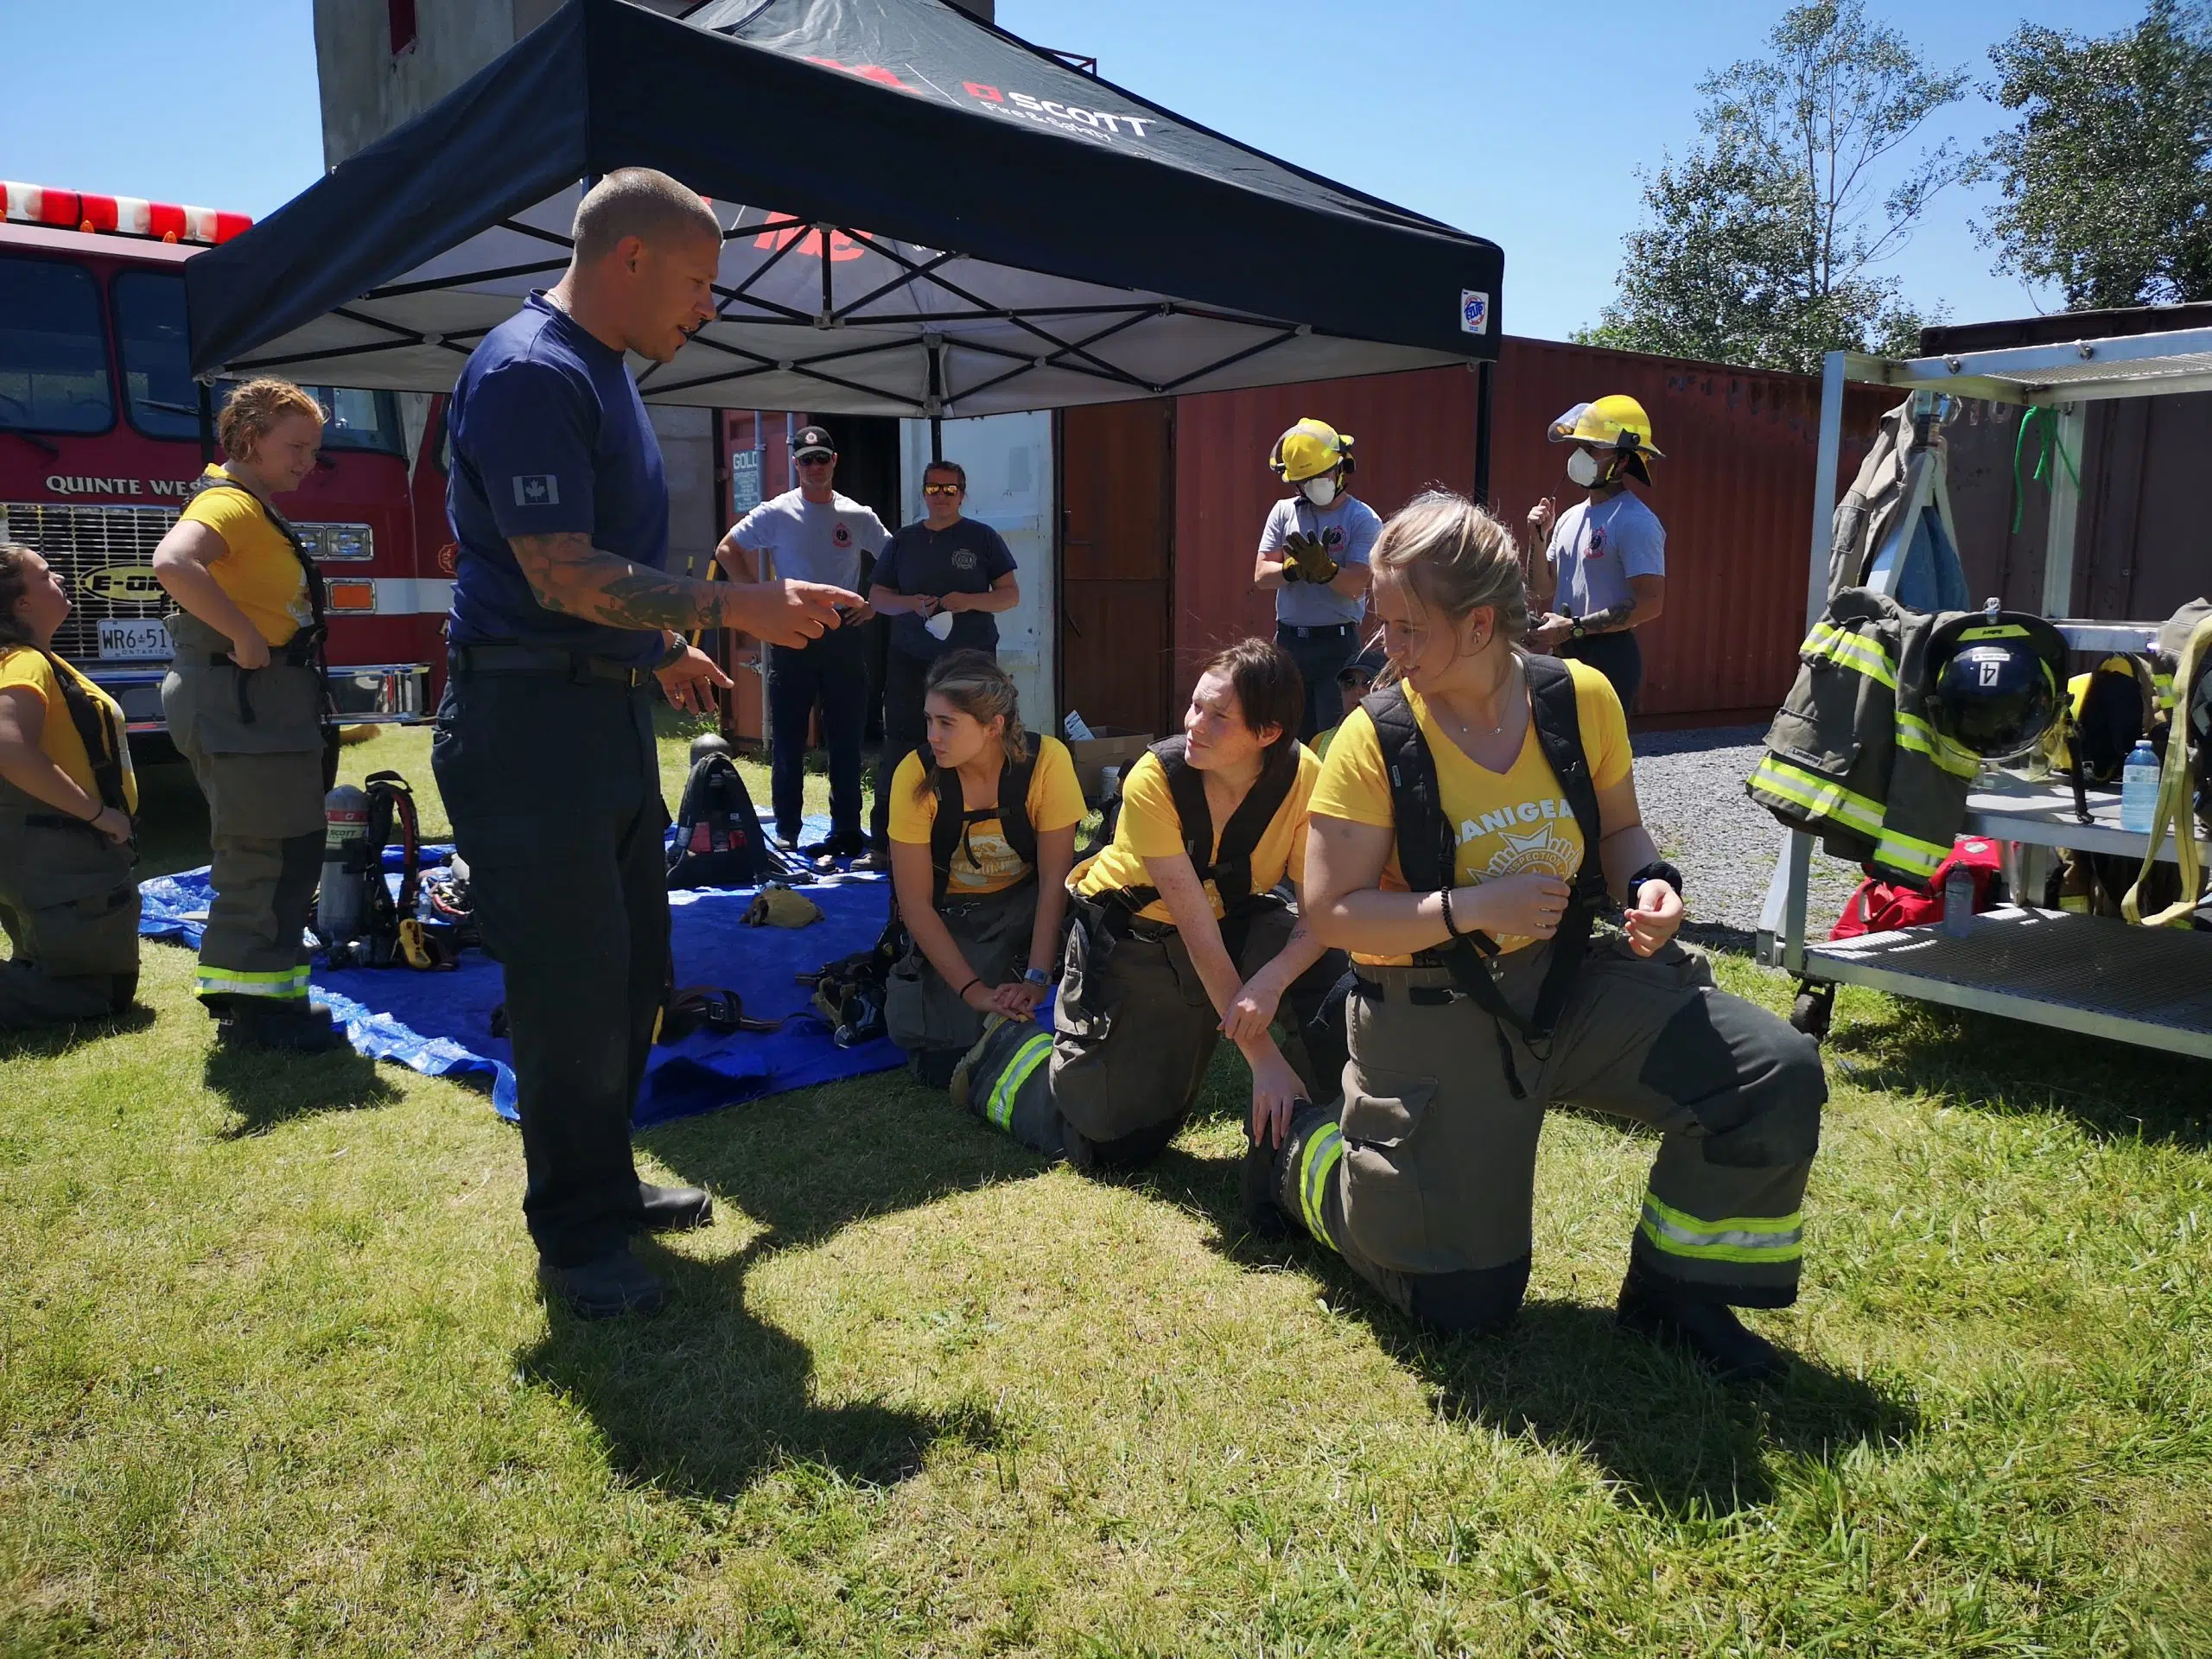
[{"x1": 0, "y1": 502, "x2": 179, "y2": 661}]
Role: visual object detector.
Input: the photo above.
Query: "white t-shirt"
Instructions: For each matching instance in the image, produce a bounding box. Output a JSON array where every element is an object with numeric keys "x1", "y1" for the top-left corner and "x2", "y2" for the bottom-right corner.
[
  {"x1": 732, "y1": 489, "x2": 889, "y2": 590},
  {"x1": 1258, "y1": 494, "x2": 1382, "y2": 628},
  {"x1": 1546, "y1": 490, "x2": 1665, "y2": 619}
]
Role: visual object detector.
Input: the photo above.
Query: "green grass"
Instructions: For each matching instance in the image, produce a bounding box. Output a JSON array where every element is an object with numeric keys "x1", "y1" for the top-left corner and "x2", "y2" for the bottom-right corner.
[{"x1": 3, "y1": 721, "x2": 2209, "y2": 1654}]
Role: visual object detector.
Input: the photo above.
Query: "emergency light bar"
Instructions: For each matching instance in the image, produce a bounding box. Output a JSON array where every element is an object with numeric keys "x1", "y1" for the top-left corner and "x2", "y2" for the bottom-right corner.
[{"x1": 0, "y1": 180, "x2": 251, "y2": 245}]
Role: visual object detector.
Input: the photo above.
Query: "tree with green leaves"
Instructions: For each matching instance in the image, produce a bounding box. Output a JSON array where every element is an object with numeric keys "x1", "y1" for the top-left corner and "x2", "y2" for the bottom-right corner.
[
  {"x1": 1975, "y1": 3, "x2": 2212, "y2": 310},
  {"x1": 1580, "y1": 2, "x2": 1964, "y2": 372}
]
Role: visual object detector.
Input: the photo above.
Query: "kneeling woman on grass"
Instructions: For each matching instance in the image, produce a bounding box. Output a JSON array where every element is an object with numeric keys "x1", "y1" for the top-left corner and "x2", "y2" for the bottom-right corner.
[
  {"x1": 886, "y1": 651, "x2": 1084, "y2": 1085},
  {"x1": 1253, "y1": 491, "x2": 1827, "y2": 1383},
  {"x1": 956, "y1": 639, "x2": 1349, "y2": 1174}
]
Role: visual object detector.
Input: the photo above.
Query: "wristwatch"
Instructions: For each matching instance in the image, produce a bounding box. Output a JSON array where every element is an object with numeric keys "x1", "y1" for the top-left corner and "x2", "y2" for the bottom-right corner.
[
  {"x1": 652, "y1": 639, "x2": 690, "y2": 671},
  {"x1": 1023, "y1": 967, "x2": 1050, "y2": 988},
  {"x1": 1568, "y1": 618, "x2": 1587, "y2": 640}
]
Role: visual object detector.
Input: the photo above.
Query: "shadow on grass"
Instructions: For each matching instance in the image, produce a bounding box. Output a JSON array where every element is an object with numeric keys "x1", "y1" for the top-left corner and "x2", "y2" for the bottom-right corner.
[
  {"x1": 204, "y1": 1038, "x2": 404, "y2": 1137},
  {"x1": 1824, "y1": 993, "x2": 2212, "y2": 1149},
  {"x1": 0, "y1": 1001, "x2": 156, "y2": 1063},
  {"x1": 1140, "y1": 1141, "x2": 1918, "y2": 1518},
  {"x1": 509, "y1": 1067, "x2": 1030, "y2": 1501},
  {"x1": 517, "y1": 1234, "x2": 1003, "y2": 1502}
]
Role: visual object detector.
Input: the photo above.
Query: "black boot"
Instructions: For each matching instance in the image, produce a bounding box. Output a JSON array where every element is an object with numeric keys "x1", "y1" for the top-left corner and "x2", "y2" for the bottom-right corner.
[
  {"x1": 220, "y1": 997, "x2": 348, "y2": 1054},
  {"x1": 539, "y1": 1246, "x2": 666, "y2": 1319},
  {"x1": 1616, "y1": 1265, "x2": 1788, "y2": 1386},
  {"x1": 1241, "y1": 1114, "x2": 1297, "y2": 1239},
  {"x1": 639, "y1": 1181, "x2": 713, "y2": 1232}
]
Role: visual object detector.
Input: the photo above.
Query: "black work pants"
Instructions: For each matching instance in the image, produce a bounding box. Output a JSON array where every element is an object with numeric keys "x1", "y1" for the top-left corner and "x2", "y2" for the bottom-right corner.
[
  {"x1": 431, "y1": 664, "x2": 669, "y2": 1268},
  {"x1": 766, "y1": 626, "x2": 867, "y2": 844},
  {"x1": 1275, "y1": 622, "x2": 1359, "y2": 742},
  {"x1": 1556, "y1": 630, "x2": 1643, "y2": 715},
  {"x1": 870, "y1": 645, "x2": 945, "y2": 852}
]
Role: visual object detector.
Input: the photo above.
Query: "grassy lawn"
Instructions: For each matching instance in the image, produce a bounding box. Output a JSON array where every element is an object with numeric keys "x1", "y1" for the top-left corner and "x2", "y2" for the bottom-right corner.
[{"x1": 3, "y1": 721, "x2": 2209, "y2": 1654}]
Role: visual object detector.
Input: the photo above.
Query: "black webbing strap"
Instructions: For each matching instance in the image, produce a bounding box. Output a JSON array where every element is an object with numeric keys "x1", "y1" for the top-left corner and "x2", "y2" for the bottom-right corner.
[
  {"x1": 1105, "y1": 734, "x2": 1300, "y2": 918},
  {"x1": 36, "y1": 649, "x2": 130, "y2": 816},
  {"x1": 927, "y1": 737, "x2": 1040, "y2": 906},
  {"x1": 1363, "y1": 658, "x2": 1608, "y2": 1096}
]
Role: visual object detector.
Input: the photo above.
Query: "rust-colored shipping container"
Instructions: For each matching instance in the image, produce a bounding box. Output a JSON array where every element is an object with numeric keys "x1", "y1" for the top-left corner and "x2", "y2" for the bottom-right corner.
[
  {"x1": 1172, "y1": 365, "x2": 1480, "y2": 709},
  {"x1": 1169, "y1": 340, "x2": 1889, "y2": 724}
]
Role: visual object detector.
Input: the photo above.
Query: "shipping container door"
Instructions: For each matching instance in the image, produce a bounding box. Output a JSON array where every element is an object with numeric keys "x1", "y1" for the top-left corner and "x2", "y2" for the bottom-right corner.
[{"x1": 1059, "y1": 398, "x2": 1173, "y2": 738}]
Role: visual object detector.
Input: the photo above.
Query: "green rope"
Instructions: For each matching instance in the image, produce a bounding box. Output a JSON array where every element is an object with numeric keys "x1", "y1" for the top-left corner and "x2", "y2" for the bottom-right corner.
[{"x1": 2012, "y1": 404, "x2": 2082, "y2": 533}]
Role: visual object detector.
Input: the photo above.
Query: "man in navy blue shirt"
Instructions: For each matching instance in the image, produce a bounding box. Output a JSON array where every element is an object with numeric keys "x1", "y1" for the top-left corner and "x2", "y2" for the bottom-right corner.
[
  {"x1": 435, "y1": 168, "x2": 857, "y2": 1319},
  {"x1": 864, "y1": 459, "x2": 1019, "y2": 858}
]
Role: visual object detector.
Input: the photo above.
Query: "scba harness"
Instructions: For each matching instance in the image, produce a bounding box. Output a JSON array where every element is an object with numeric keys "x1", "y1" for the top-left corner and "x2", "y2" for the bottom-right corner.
[
  {"x1": 1092, "y1": 734, "x2": 1300, "y2": 931},
  {"x1": 926, "y1": 738, "x2": 1039, "y2": 906},
  {"x1": 1363, "y1": 656, "x2": 1608, "y2": 1097},
  {"x1": 667, "y1": 742, "x2": 772, "y2": 889},
  {"x1": 181, "y1": 474, "x2": 334, "y2": 728}
]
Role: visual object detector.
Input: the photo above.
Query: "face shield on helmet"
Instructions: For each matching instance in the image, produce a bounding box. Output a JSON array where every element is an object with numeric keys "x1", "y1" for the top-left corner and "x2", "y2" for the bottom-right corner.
[
  {"x1": 1927, "y1": 613, "x2": 2070, "y2": 763},
  {"x1": 1549, "y1": 396, "x2": 1662, "y2": 489}
]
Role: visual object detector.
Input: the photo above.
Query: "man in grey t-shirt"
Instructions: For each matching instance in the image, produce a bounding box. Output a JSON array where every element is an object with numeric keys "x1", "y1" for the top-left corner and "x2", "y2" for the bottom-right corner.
[
  {"x1": 717, "y1": 425, "x2": 888, "y2": 855},
  {"x1": 1252, "y1": 417, "x2": 1379, "y2": 740},
  {"x1": 1527, "y1": 396, "x2": 1668, "y2": 713}
]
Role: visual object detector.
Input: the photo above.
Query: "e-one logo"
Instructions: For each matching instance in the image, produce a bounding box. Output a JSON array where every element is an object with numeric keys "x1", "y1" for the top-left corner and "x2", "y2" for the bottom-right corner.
[{"x1": 79, "y1": 563, "x2": 164, "y2": 602}]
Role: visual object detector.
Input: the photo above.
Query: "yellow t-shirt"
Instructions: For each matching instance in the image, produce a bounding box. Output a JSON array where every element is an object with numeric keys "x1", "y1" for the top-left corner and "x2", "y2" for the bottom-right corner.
[
  {"x1": 888, "y1": 734, "x2": 1085, "y2": 897},
  {"x1": 176, "y1": 466, "x2": 311, "y2": 646},
  {"x1": 1310, "y1": 661, "x2": 1631, "y2": 963},
  {"x1": 0, "y1": 645, "x2": 138, "y2": 814},
  {"x1": 1072, "y1": 742, "x2": 1321, "y2": 925}
]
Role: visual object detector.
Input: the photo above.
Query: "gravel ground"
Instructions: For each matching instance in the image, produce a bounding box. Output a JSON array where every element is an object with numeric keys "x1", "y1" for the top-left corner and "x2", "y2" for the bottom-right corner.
[{"x1": 1628, "y1": 724, "x2": 1863, "y2": 950}]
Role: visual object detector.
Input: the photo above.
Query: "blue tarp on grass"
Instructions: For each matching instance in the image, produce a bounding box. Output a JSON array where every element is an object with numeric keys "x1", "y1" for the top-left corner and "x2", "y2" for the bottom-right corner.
[{"x1": 138, "y1": 818, "x2": 905, "y2": 1128}]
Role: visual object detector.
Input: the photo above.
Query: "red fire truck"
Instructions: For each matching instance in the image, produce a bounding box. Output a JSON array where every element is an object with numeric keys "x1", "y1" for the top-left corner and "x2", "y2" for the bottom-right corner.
[{"x1": 0, "y1": 180, "x2": 447, "y2": 744}]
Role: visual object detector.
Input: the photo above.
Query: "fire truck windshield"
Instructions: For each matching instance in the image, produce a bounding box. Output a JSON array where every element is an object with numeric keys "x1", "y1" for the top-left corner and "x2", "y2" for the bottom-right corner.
[
  {"x1": 110, "y1": 270, "x2": 404, "y2": 456},
  {"x1": 0, "y1": 255, "x2": 113, "y2": 434}
]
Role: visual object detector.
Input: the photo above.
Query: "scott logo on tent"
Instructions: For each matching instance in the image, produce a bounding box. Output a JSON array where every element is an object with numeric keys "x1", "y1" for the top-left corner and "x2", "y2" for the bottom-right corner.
[{"x1": 962, "y1": 81, "x2": 1157, "y2": 138}]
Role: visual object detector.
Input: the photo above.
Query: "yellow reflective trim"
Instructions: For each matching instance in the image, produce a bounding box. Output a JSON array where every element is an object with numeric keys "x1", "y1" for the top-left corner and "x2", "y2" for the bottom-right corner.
[
  {"x1": 1873, "y1": 828, "x2": 1949, "y2": 874},
  {"x1": 987, "y1": 1031, "x2": 1053, "y2": 1133},
  {"x1": 1804, "y1": 623, "x2": 1897, "y2": 690},
  {"x1": 1956, "y1": 623, "x2": 2031, "y2": 642},
  {"x1": 1298, "y1": 1124, "x2": 1344, "y2": 1253},
  {"x1": 1895, "y1": 713, "x2": 1980, "y2": 779},
  {"x1": 1748, "y1": 755, "x2": 1885, "y2": 837},
  {"x1": 194, "y1": 964, "x2": 310, "y2": 1000},
  {"x1": 1639, "y1": 1192, "x2": 1803, "y2": 1263}
]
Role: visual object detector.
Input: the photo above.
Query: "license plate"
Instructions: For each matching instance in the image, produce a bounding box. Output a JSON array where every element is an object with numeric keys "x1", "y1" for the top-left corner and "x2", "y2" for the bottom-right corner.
[{"x1": 96, "y1": 617, "x2": 173, "y2": 661}]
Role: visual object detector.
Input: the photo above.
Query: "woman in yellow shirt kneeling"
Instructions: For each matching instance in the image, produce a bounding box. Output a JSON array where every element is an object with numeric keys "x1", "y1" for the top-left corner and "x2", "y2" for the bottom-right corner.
[
  {"x1": 0, "y1": 544, "x2": 141, "y2": 1029},
  {"x1": 954, "y1": 639, "x2": 1350, "y2": 1176},
  {"x1": 887, "y1": 651, "x2": 1083, "y2": 1086},
  {"x1": 1263, "y1": 491, "x2": 1826, "y2": 1385}
]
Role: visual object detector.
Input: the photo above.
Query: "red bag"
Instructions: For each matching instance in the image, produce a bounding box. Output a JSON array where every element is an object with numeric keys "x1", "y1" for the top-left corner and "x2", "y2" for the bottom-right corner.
[{"x1": 1829, "y1": 836, "x2": 2003, "y2": 940}]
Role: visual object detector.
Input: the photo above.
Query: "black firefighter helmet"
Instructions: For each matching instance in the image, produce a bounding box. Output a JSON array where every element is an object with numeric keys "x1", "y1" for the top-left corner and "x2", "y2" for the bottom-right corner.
[{"x1": 1926, "y1": 608, "x2": 2069, "y2": 762}]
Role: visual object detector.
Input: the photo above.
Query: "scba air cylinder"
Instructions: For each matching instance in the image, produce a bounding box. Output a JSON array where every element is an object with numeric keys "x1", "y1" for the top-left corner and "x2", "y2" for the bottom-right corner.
[{"x1": 317, "y1": 784, "x2": 372, "y2": 944}]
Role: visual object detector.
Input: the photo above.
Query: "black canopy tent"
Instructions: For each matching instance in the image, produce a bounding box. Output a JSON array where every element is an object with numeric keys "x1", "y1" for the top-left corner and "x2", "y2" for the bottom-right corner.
[{"x1": 186, "y1": 0, "x2": 1502, "y2": 435}]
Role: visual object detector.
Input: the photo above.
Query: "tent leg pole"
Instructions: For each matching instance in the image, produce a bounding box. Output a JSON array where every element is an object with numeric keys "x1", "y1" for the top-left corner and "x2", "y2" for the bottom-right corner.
[
  {"x1": 1473, "y1": 359, "x2": 1493, "y2": 506},
  {"x1": 930, "y1": 418, "x2": 944, "y2": 464}
]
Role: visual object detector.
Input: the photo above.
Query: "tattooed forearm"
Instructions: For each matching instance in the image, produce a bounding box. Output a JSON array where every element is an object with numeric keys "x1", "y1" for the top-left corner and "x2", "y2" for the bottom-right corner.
[
  {"x1": 509, "y1": 531, "x2": 726, "y2": 632},
  {"x1": 1580, "y1": 601, "x2": 1636, "y2": 634}
]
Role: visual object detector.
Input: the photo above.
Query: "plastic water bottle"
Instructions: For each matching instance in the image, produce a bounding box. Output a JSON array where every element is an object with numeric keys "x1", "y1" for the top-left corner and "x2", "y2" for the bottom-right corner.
[
  {"x1": 1942, "y1": 864, "x2": 1975, "y2": 938},
  {"x1": 2120, "y1": 739, "x2": 2160, "y2": 834}
]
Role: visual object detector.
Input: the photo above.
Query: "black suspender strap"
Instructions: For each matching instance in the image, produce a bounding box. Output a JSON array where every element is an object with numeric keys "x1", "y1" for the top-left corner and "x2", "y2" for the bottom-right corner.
[
  {"x1": 1363, "y1": 657, "x2": 1608, "y2": 1094},
  {"x1": 35, "y1": 650, "x2": 130, "y2": 817},
  {"x1": 927, "y1": 738, "x2": 1040, "y2": 906},
  {"x1": 184, "y1": 474, "x2": 334, "y2": 728},
  {"x1": 1107, "y1": 734, "x2": 1300, "y2": 919}
]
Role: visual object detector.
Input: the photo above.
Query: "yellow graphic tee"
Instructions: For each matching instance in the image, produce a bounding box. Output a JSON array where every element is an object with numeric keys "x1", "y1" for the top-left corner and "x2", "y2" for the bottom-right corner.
[
  {"x1": 0, "y1": 645, "x2": 139, "y2": 813},
  {"x1": 888, "y1": 734, "x2": 1085, "y2": 897},
  {"x1": 1311, "y1": 661, "x2": 1630, "y2": 963},
  {"x1": 176, "y1": 467, "x2": 312, "y2": 646},
  {"x1": 1072, "y1": 741, "x2": 1320, "y2": 925}
]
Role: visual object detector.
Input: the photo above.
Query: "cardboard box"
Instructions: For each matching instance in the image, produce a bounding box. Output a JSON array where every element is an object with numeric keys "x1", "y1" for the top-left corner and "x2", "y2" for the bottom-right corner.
[{"x1": 1066, "y1": 727, "x2": 1154, "y2": 802}]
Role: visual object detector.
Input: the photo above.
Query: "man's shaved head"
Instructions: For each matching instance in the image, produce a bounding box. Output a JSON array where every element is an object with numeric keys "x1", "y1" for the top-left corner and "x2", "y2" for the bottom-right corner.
[{"x1": 571, "y1": 168, "x2": 721, "y2": 265}]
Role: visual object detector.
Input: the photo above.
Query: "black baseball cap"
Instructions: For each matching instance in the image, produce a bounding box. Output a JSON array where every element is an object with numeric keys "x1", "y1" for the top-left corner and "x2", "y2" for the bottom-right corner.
[
  {"x1": 792, "y1": 425, "x2": 836, "y2": 461},
  {"x1": 1338, "y1": 649, "x2": 1386, "y2": 684}
]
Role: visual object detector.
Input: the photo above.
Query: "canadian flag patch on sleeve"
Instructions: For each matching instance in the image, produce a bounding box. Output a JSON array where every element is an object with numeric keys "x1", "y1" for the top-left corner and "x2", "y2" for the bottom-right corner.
[{"x1": 512, "y1": 474, "x2": 561, "y2": 506}]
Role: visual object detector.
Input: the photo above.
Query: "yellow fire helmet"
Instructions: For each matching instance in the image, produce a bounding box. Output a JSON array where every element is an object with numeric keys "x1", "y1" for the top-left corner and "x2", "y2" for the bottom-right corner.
[
  {"x1": 1548, "y1": 394, "x2": 1663, "y2": 459},
  {"x1": 1268, "y1": 416, "x2": 1355, "y2": 484}
]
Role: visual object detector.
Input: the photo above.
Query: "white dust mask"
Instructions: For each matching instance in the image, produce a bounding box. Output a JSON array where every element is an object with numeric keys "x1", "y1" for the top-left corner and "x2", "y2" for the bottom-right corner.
[
  {"x1": 1566, "y1": 448, "x2": 1604, "y2": 488},
  {"x1": 1300, "y1": 475, "x2": 1339, "y2": 507}
]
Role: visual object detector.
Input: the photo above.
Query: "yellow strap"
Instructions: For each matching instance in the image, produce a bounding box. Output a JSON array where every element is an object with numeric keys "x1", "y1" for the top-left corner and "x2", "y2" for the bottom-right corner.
[{"x1": 2124, "y1": 614, "x2": 2212, "y2": 927}]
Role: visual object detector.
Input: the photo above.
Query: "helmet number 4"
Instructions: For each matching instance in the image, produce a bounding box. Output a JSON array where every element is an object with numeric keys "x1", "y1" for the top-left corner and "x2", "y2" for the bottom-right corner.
[{"x1": 1977, "y1": 658, "x2": 2003, "y2": 688}]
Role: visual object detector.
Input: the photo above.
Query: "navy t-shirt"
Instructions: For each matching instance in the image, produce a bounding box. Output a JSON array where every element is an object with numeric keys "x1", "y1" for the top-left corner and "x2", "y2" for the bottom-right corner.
[
  {"x1": 872, "y1": 517, "x2": 1017, "y2": 660},
  {"x1": 445, "y1": 292, "x2": 669, "y2": 664}
]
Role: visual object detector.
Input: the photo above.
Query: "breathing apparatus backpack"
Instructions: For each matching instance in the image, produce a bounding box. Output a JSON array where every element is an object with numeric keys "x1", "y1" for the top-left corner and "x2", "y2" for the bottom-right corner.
[
  {"x1": 668, "y1": 734, "x2": 772, "y2": 890},
  {"x1": 1085, "y1": 734, "x2": 1300, "y2": 938},
  {"x1": 317, "y1": 771, "x2": 450, "y2": 969}
]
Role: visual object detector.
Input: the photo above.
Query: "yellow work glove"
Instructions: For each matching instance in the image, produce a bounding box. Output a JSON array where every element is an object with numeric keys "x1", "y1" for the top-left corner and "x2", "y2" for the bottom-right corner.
[
  {"x1": 742, "y1": 884, "x2": 824, "y2": 928},
  {"x1": 1281, "y1": 531, "x2": 1339, "y2": 586}
]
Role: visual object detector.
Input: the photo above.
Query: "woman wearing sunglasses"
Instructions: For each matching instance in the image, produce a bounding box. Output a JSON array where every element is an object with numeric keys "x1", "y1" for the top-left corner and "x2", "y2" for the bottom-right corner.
[{"x1": 867, "y1": 459, "x2": 1020, "y2": 868}]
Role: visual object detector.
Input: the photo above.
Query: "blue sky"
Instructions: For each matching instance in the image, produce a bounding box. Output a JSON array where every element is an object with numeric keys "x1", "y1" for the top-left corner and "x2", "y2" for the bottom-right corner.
[{"x1": 0, "y1": 0, "x2": 2148, "y2": 340}]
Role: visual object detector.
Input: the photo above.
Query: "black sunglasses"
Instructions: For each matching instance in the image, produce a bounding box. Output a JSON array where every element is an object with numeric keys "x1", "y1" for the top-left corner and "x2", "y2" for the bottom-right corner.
[{"x1": 922, "y1": 481, "x2": 963, "y2": 496}]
